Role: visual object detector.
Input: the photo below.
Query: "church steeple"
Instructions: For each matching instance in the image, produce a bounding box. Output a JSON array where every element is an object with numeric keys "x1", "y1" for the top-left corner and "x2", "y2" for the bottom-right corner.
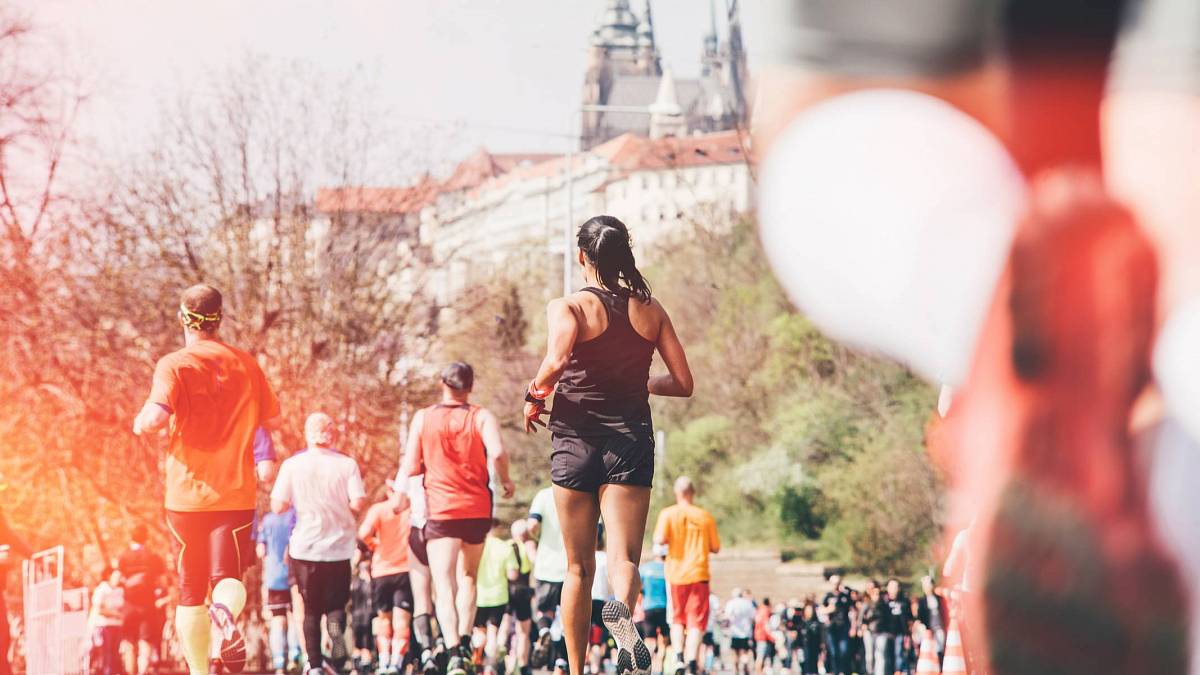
[
  {"x1": 637, "y1": 1, "x2": 662, "y2": 76},
  {"x1": 701, "y1": 0, "x2": 720, "y2": 76}
]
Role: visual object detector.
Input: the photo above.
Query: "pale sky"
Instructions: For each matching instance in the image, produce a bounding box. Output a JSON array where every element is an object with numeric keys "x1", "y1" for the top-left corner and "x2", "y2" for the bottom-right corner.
[{"x1": 26, "y1": 0, "x2": 769, "y2": 175}]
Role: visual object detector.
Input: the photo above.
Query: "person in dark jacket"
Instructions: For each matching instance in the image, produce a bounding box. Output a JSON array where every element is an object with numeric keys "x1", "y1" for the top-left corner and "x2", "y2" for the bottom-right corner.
[
  {"x1": 874, "y1": 579, "x2": 913, "y2": 675},
  {"x1": 800, "y1": 602, "x2": 823, "y2": 675},
  {"x1": 915, "y1": 576, "x2": 949, "y2": 664}
]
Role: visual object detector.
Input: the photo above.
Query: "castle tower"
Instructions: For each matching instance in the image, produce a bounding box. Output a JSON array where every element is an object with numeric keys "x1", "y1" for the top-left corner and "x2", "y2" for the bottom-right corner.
[{"x1": 582, "y1": 0, "x2": 660, "y2": 149}]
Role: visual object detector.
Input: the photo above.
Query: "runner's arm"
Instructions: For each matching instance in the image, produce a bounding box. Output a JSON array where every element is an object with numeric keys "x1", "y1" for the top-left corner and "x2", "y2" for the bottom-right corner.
[
  {"x1": 648, "y1": 302, "x2": 693, "y2": 397},
  {"x1": 135, "y1": 357, "x2": 177, "y2": 436},
  {"x1": 391, "y1": 410, "x2": 425, "y2": 512},
  {"x1": 532, "y1": 298, "x2": 580, "y2": 391},
  {"x1": 133, "y1": 402, "x2": 171, "y2": 436},
  {"x1": 269, "y1": 461, "x2": 292, "y2": 514},
  {"x1": 347, "y1": 464, "x2": 367, "y2": 514},
  {"x1": 526, "y1": 298, "x2": 579, "y2": 432},
  {"x1": 652, "y1": 510, "x2": 668, "y2": 546},
  {"x1": 478, "y1": 409, "x2": 515, "y2": 498},
  {"x1": 708, "y1": 515, "x2": 721, "y2": 554},
  {"x1": 397, "y1": 409, "x2": 425, "y2": 478},
  {"x1": 357, "y1": 506, "x2": 379, "y2": 543}
]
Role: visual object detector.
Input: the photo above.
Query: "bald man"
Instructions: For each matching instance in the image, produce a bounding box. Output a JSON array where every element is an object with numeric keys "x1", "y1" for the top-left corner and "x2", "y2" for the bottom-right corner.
[
  {"x1": 271, "y1": 413, "x2": 367, "y2": 675},
  {"x1": 653, "y1": 477, "x2": 721, "y2": 675}
]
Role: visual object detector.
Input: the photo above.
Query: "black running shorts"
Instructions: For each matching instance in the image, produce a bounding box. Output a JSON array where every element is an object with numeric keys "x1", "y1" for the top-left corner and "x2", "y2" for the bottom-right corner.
[
  {"x1": 265, "y1": 589, "x2": 292, "y2": 617},
  {"x1": 289, "y1": 557, "x2": 351, "y2": 615},
  {"x1": 372, "y1": 572, "x2": 413, "y2": 614},
  {"x1": 640, "y1": 607, "x2": 669, "y2": 641},
  {"x1": 122, "y1": 605, "x2": 160, "y2": 643},
  {"x1": 165, "y1": 509, "x2": 255, "y2": 607},
  {"x1": 354, "y1": 623, "x2": 373, "y2": 650},
  {"x1": 408, "y1": 525, "x2": 429, "y2": 567},
  {"x1": 475, "y1": 604, "x2": 508, "y2": 629},
  {"x1": 535, "y1": 580, "x2": 564, "y2": 614},
  {"x1": 731, "y1": 637, "x2": 753, "y2": 651},
  {"x1": 508, "y1": 585, "x2": 535, "y2": 622},
  {"x1": 550, "y1": 432, "x2": 654, "y2": 493},
  {"x1": 424, "y1": 518, "x2": 490, "y2": 545}
]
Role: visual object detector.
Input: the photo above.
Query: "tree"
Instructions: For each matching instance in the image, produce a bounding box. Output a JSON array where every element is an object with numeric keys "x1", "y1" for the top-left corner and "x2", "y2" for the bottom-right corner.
[{"x1": 0, "y1": 50, "x2": 446, "y2": 581}]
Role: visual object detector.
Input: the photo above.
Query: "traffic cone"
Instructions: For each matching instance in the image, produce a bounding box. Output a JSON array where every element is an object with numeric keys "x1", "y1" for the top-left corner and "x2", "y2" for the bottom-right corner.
[
  {"x1": 917, "y1": 628, "x2": 941, "y2": 673},
  {"x1": 941, "y1": 619, "x2": 967, "y2": 675}
]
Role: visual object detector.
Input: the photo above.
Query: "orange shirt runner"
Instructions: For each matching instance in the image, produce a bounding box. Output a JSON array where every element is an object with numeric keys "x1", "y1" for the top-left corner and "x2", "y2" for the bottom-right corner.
[
  {"x1": 654, "y1": 502, "x2": 721, "y2": 585},
  {"x1": 361, "y1": 500, "x2": 412, "y2": 577},
  {"x1": 416, "y1": 403, "x2": 492, "y2": 521},
  {"x1": 147, "y1": 340, "x2": 280, "y2": 512}
]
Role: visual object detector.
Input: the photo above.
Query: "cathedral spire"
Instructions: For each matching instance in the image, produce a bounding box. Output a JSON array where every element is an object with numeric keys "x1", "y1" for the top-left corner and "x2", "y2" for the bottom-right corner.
[{"x1": 701, "y1": 0, "x2": 720, "y2": 76}]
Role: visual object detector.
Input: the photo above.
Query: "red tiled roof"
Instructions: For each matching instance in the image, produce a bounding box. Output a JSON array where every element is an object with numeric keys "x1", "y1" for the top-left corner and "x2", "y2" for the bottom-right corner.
[
  {"x1": 441, "y1": 149, "x2": 558, "y2": 193},
  {"x1": 316, "y1": 177, "x2": 440, "y2": 215},
  {"x1": 315, "y1": 132, "x2": 747, "y2": 214},
  {"x1": 602, "y1": 130, "x2": 749, "y2": 171},
  {"x1": 473, "y1": 131, "x2": 748, "y2": 196}
]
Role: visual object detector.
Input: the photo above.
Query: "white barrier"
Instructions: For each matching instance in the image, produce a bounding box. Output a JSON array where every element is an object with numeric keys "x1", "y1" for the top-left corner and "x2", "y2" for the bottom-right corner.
[
  {"x1": 61, "y1": 587, "x2": 89, "y2": 675},
  {"x1": 22, "y1": 547, "x2": 64, "y2": 675}
]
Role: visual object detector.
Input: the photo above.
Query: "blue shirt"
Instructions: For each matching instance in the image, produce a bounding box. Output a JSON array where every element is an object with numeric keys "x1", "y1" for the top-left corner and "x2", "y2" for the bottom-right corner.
[
  {"x1": 257, "y1": 508, "x2": 296, "y2": 591},
  {"x1": 640, "y1": 560, "x2": 668, "y2": 611}
]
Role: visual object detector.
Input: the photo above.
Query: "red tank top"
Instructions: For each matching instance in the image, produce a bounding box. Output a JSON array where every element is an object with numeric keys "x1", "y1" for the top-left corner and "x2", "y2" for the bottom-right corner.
[{"x1": 419, "y1": 403, "x2": 492, "y2": 520}]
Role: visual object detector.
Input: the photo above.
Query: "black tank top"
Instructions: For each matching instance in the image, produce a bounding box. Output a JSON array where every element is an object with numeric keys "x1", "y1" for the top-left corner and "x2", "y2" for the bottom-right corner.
[{"x1": 548, "y1": 287, "x2": 655, "y2": 437}]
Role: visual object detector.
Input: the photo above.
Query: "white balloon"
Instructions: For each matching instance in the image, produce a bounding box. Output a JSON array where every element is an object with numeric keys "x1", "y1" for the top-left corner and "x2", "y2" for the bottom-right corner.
[
  {"x1": 1155, "y1": 298, "x2": 1200, "y2": 446},
  {"x1": 758, "y1": 89, "x2": 1026, "y2": 386}
]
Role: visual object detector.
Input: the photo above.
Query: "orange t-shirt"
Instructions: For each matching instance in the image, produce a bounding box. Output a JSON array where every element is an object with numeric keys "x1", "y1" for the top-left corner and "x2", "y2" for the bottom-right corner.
[
  {"x1": 654, "y1": 502, "x2": 720, "y2": 585},
  {"x1": 415, "y1": 403, "x2": 492, "y2": 521},
  {"x1": 147, "y1": 340, "x2": 280, "y2": 512},
  {"x1": 362, "y1": 500, "x2": 412, "y2": 577}
]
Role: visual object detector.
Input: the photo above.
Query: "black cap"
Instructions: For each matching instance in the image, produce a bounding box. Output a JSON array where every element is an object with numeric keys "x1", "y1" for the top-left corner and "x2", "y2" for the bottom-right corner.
[{"x1": 441, "y1": 361, "x2": 474, "y2": 391}]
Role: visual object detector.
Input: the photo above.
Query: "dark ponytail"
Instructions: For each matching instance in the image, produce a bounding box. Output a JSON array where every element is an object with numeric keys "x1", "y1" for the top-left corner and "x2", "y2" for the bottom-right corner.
[{"x1": 577, "y1": 215, "x2": 652, "y2": 303}]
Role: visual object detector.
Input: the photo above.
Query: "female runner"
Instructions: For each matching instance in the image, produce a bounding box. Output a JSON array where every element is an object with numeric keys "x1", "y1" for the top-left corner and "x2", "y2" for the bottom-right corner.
[{"x1": 524, "y1": 215, "x2": 693, "y2": 675}]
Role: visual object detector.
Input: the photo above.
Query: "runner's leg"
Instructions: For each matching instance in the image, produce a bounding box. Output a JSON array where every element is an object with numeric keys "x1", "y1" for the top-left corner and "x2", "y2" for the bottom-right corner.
[
  {"x1": 597, "y1": 485, "x2": 650, "y2": 612},
  {"x1": 427, "y1": 535, "x2": 464, "y2": 650},
  {"x1": 553, "y1": 486, "x2": 601, "y2": 675},
  {"x1": 456, "y1": 541, "x2": 486, "y2": 640},
  {"x1": 208, "y1": 511, "x2": 253, "y2": 672},
  {"x1": 167, "y1": 511, "x2": 212, "y2": 675}
]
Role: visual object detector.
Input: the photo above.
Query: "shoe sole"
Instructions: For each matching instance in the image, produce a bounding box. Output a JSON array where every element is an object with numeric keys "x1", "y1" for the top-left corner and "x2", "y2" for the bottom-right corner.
[
  {"x1": 601, "y1": 601, "x2": 650, "y2": 675},
  {"x1": 208, "y1": 604, "x2": 246, "y2": 673}
]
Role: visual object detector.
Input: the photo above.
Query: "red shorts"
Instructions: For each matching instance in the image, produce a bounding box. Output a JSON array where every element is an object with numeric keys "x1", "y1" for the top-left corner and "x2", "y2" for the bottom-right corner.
[{"x1": 669, "y1": 580, "x2": 710, "y2": 630}]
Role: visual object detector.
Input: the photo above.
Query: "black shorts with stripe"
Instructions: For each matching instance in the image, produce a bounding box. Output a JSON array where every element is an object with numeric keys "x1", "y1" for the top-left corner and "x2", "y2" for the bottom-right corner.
[{"x1": 165, "y1": 509, "x2": 255, "y2": 607}]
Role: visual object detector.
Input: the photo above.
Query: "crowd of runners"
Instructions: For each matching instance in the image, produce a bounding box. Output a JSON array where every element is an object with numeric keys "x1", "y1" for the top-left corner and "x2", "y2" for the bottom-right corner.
[
  {"x1": 111, "y1": 215, "x2": 707, "y2": 675},
  {"x1": 3, "y1": 213, "x2": 976, "y2": 675}
]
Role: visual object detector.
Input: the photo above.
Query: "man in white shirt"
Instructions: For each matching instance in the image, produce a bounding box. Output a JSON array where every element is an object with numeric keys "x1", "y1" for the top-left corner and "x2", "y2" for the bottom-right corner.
[
  {"x1": 724, "y1": 589, "x2": 756, "y2": 674},
  {"x1": 527, "y1": 485, "x2": 567, "y2": 670},
  {"x1": 271, "y1": 413, "x2": 366, "y2": 675}
]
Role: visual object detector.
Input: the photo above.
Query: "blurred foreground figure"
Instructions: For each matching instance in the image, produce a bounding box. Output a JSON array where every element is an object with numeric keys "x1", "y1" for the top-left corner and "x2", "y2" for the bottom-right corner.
[
  {"x1": 757, "y1": 0, "x2": 1198, "y2": 672},
  {"x1": 949, "y1": 174, "x2": 1188, "y2": 674}
]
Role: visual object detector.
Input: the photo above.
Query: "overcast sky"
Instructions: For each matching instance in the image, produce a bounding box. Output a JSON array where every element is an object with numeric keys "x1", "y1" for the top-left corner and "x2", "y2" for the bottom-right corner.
[{"x1": 26, "y1": 0, "x2": 769, "y2": 173}]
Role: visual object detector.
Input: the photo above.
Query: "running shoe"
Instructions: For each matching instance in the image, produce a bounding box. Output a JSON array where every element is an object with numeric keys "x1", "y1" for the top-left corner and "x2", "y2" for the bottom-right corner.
[
  {"x1": 531, "y1": 628, "x2": 552, "y2": 669},
  {"x1": 601, "y1": 601, "x2": 651, "y2": 675},
  {"x1": 208, "y1": 603, "x2": 246, "y2": 673},
  {"x1": 447, "y1": 654, "x2": 468, "y2": 675},
  {"x1": 418, "y1": 649, "x2": 438, "y2": 675}
]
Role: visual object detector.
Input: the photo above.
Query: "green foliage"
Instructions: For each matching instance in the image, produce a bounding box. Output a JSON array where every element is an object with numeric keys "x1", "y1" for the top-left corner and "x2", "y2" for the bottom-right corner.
[
  {"x1": 442, "y1": 215, "x2": 942, "y2": 576},
  {"x1": 641, "y1": 216, "x2": 941, "y2": 575}
]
